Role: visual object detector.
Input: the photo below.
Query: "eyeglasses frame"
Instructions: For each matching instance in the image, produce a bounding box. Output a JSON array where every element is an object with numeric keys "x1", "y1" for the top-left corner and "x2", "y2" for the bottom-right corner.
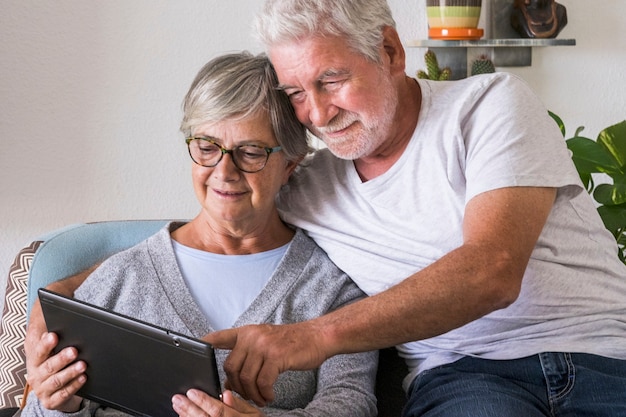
[{"x1": 185, "y1": 137, "x2": 282, "y2": 173}]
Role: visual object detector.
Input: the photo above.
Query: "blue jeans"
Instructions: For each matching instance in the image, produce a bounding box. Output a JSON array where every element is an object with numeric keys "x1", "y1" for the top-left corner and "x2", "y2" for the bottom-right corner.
[{"x1": 403, "y1": 353, "x2": 626, "y2": 417}]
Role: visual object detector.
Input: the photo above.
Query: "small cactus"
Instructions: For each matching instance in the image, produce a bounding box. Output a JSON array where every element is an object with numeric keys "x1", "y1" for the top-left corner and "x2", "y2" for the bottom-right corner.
[
  {"x1": 425, "y1": 50, "x2": 441, "y2": 80},
  {"x1": 439, "y1": 67, "x2": 451, "y2": 81},
  {"x1": 471, "y1": 55, "x2": 496, "y2": 76},
  {"x1": 417, "y1": 50, "x2": 451, "y2": 81}
]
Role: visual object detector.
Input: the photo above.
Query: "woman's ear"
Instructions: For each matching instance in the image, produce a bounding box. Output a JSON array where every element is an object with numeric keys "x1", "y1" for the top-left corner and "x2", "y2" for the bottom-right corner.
[
  {"x1": 381, "y1": 25, "x2": 406, "y2": 76},
  {"x1": 282, "y1": 157, "x2": 303, "y2": 185}
]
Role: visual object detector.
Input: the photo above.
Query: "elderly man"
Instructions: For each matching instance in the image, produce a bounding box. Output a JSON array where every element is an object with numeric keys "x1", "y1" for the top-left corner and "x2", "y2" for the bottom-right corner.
[{"x1": 206, "y1": 1, "x2": 626, "y2": 416}]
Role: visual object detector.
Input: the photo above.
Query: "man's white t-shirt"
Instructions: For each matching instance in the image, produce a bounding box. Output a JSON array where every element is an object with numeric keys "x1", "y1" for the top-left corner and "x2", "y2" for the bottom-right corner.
[{"x1": 277, "y1": 73, "x2": 626, "y2": 389}]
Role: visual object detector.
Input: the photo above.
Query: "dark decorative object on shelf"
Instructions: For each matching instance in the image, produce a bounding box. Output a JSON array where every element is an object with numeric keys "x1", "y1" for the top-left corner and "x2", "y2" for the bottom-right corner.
[{"x1": 511, "y1": 0, "x2": 567, "y2": 38}]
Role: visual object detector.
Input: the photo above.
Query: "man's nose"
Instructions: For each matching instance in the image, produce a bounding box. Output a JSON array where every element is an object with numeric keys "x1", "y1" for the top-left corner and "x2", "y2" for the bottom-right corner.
[{"x1": 307, "y1": 91, "x2": 338, "y2": 127}]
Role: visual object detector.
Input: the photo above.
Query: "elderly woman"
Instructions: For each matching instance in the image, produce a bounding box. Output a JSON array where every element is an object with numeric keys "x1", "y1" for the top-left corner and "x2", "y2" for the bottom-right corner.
[{"x1": 21, "y1": 52, "x2": 377, "y2": 417}]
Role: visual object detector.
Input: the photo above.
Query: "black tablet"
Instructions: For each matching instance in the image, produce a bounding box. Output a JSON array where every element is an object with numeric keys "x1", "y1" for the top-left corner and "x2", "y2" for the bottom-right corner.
[{"x1": 38, "y1": 288, "x2": 221, "y2": 417}]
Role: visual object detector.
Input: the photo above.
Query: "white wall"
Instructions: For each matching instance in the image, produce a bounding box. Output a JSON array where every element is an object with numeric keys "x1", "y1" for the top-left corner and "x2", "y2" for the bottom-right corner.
[{"x1": 2, "y1": 0, "x2": 625, "y2": 314}]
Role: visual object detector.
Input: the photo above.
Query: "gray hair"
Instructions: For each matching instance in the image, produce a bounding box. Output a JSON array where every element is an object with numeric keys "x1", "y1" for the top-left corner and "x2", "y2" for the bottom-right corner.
[
  {"x1": 180, "y1": 51, "x2": 311, "y2": 162},
  {"x1": 255, "y1": 0, "x2": 396, "y2": 63}
]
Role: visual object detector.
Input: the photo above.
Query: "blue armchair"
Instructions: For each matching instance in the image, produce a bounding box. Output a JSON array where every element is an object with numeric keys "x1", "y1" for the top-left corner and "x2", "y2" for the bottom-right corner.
[{"x1": 0, "y1": 220, "x2": 406, "y2": 416}]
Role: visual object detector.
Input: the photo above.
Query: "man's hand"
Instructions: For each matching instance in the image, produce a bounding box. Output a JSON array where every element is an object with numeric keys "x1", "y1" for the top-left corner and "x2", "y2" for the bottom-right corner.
[
  {"x1": 172, "y1": 389, "x2": 264, "y2": 417},
  {"x1": 25, "y1": 330, "x2": 86, "y2": 412},
  {"x1": 204, "y1": 322, "x2": 329, "y2": 406}
]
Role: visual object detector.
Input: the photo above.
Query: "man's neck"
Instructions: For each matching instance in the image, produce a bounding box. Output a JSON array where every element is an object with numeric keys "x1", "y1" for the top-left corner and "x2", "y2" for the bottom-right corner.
[{"x1": 354, "y1": 76, "x2": 421, "y2": 182}]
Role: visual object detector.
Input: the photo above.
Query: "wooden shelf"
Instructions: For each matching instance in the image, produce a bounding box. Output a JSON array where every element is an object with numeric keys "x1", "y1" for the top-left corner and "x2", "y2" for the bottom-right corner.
[
  {"x1": 406, "y1": 0, "x2": 575, "y2": 79},
  {"x1": 406, "y1": 38, "x2": 575, "y2": 79},
  {"x1": 406, "y1": 38, "x2": 575, "y2": 48}
]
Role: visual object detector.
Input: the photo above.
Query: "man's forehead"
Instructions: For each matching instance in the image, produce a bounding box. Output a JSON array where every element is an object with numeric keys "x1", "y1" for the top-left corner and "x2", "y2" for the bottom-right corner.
[
  {"x1": 269, "y1": 40, "x2": 356, "y2": 84},
  {"x1": 268, "y1": 34, "x2": 352, "y2": 63}
]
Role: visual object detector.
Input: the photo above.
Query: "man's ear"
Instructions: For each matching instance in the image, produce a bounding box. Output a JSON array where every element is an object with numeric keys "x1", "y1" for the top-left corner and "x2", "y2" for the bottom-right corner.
[{"x1": 381, "y1": 25, "x2": 406, "y2": 76}]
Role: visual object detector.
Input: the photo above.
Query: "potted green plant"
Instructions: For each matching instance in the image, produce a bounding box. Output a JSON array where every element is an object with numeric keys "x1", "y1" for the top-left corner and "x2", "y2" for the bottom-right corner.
[
  {"x1": 550, "y1": 112, "x2": 626, "y2": 264},
  {"x1": 426, "y1": 0, "x2": 484, "y2": 40}
]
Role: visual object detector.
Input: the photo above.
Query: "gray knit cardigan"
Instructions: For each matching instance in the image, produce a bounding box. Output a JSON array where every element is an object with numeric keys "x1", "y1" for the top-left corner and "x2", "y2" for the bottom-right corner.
[{"x1": 22, "y1": 223, "x2": 377, "y2": 417}]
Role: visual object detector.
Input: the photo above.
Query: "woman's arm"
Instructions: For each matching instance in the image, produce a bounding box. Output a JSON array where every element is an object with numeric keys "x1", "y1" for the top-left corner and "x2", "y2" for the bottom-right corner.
[{"x1": 272, "y1": 350, "x2": 378, "y2": 417}]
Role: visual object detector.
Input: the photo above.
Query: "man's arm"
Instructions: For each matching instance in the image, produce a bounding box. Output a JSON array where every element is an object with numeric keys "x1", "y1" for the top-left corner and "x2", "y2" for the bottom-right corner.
[
  {"x1": 206, "y1": 186, "x2": 557, "y2": 405},
  {"x1": 24, "y1": 266, "x2": 96, "y2": 410}
]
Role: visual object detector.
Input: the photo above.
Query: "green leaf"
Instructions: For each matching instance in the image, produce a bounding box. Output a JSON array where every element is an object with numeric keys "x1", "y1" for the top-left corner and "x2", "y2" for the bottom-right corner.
[
  {"x1": 578, "y1": 171, "x2": 593, "y2": 192},
  {"x1": 548, "y1": 111, "x2": 565, "y2": 137},
  {"x1": 616, "y1": 229, "x2": 626, "y2": 247},
  {"x1": 566, "y1": 137, "x2": 621, "y2": 175},
  {"x1": 597, "y1": 204, "x2": 626, "y2": 233},
  {"x1": 594, "y1": 183, "x2": 626, "y2": 206},
  {"x1": 597, "y1": 120, "x2": 626, "y2": 170},
  {"x1": 574, "y1": 126, "x2": 586, "y2": 137}
]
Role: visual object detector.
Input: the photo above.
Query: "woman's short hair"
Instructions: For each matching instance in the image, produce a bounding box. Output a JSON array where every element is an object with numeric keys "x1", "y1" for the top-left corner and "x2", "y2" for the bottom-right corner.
[
  {"x1": 255, "y1": 0, "x2": 396, "y2": 63},
  {"x1": 180, "y1": 51, "x2": 310, "y2": 162}
]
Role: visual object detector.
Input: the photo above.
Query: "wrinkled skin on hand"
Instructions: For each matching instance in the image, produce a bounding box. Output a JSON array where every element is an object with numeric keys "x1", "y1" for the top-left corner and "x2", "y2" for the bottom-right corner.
[
  {"x1": 172, "y1": 389, "x2": 265, "y2": 417},
  {"x1": 25, "y1": 326, "x2": 87, "y2": 412},
  {"x1": 205, "y1": 322, "x2": 329, "y2": 406},
  {"x1": 24, "y1": 266, "x2": 94, "y2": 410}
]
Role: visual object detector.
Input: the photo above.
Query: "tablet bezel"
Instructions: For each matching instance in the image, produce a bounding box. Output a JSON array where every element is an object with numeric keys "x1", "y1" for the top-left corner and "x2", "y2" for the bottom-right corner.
[{"x1": 38, "y1": 288, "x2": 221, "y2": 417}]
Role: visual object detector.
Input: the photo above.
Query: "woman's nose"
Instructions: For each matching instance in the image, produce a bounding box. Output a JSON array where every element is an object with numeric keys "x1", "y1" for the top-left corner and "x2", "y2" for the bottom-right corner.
[{"x1": 212, "y1": 152, "x2": 240, "y2": 180}]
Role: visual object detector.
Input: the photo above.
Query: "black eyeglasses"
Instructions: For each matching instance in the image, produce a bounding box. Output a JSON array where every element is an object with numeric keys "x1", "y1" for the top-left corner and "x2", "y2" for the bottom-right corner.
[{"x1": 185, "y1": 138, "x2": 282, "y2": 173}]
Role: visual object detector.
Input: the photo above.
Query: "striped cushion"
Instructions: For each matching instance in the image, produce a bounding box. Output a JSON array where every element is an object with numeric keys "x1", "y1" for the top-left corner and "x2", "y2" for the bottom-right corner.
[{"x1": 0, "y1": 241, "x2": 42, "y2": 409}]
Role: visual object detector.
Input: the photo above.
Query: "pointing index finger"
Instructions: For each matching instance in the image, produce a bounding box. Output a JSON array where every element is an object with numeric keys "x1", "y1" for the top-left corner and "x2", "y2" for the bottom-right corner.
[{"x1": 203, "y1": 328, "x2": 238, "y2": 349}]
